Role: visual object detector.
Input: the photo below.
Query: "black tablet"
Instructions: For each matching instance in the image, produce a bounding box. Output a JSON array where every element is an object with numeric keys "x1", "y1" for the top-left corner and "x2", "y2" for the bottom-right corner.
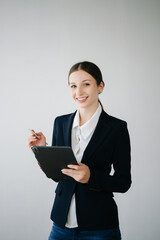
[{"x1": 31, "y1": 146, "x2": 78, "y2": 179}]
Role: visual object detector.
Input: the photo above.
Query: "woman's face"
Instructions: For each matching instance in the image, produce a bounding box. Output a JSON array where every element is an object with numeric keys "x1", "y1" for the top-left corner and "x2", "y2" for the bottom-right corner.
[{"x1": 68, "y1": 70, "x2": 103, "y2": 110}]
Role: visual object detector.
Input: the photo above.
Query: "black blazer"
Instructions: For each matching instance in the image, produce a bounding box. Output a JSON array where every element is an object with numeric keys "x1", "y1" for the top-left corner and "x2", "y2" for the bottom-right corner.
[{"x1": 50, "y1": 110, "x2": 131, "y2": 230}]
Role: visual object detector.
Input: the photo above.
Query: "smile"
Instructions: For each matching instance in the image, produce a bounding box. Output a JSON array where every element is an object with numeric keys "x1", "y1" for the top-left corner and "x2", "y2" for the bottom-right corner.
[{"x1": 76, "y1": 97, "x2": 88, "y2": 102}]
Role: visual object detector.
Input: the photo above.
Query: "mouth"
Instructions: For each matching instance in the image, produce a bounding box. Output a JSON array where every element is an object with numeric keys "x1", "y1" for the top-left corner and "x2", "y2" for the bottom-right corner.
[{"x1": 76, "y1": 97, "x2": 88, "y2": 103}]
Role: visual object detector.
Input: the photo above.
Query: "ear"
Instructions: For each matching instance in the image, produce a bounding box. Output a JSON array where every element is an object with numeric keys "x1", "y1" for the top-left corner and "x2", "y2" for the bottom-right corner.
[{"x1": 98, "y1": 81, "x2": 104, "y2": 94}]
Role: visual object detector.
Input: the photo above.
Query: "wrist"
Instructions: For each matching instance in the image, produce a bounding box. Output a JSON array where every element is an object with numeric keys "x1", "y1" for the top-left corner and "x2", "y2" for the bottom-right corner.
[{"x1": 86, "y1": 167, "x2": 91, "y2": 183}]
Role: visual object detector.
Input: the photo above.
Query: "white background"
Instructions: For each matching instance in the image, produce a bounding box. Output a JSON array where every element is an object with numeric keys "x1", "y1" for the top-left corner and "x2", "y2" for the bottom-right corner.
[{"x1": 1, "y1": 0, "x2": 160, "y2": 239}]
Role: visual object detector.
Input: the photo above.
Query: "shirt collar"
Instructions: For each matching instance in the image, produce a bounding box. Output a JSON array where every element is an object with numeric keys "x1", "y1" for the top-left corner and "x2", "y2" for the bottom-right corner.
[
  {"x1": 72, "y1": 104, "x2": 102, "y2": 139},
  {"x1": 72, "y1": 109, "x2": 80, "y2": 129}
]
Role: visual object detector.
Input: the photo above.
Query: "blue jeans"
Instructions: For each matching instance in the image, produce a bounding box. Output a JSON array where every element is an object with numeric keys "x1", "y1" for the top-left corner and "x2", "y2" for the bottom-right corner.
[{"x1": 48, "y1": 222, "x2": 121, "y2": 240}]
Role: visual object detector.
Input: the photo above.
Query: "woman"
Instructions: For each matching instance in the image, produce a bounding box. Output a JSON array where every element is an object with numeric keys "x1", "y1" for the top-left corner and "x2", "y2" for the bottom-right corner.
[{"x1": 28, "y1": 61, "x2": 131, "y2": 240}]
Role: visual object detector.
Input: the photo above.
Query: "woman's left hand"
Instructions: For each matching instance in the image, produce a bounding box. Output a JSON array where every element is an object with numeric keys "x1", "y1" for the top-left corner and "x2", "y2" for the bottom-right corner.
[{"x1": 61, "y1": 163, "x2": 90, "y2": 184}]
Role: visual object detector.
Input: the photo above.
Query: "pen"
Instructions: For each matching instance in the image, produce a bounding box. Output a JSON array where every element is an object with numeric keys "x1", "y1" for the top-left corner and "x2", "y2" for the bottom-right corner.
[
  {"x1": 29, "y1": 129, "x2": 48, "y2": 145},
  {"x1": 29, "y1": 129, "x2": 40, "y2": 139}
]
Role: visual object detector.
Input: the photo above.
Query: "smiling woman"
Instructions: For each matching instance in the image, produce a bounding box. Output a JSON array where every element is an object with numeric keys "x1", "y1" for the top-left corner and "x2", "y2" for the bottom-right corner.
[{"x1": 28, "y1": 61, "x2": 131, "y2": 240}]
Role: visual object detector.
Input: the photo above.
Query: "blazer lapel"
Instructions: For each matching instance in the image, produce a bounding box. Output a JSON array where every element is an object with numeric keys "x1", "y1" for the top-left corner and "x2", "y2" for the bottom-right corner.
[
  {"x1": 81, "y1": 111, "x2": 112, "y2": 164},
  {"x1": 63, "y1": 111, "x2": 76, "y2": 146}
]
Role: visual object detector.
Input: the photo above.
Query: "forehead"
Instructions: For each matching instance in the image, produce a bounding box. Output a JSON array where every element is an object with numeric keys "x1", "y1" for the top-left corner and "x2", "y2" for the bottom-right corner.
[{"x1": 69, "y1": 70, "x2": 96, "y2": 83}]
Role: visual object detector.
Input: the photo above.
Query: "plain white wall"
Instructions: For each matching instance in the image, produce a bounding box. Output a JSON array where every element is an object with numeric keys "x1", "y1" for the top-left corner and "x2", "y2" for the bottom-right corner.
[{"x1": 1, "y1": 0, "x2": 160, "y2": 239}]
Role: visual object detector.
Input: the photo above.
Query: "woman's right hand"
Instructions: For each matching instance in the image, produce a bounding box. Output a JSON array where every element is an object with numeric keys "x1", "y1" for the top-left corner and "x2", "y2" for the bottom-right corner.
[{"x1": 28, "y1": 130, "x2": 47, "y2": 149}]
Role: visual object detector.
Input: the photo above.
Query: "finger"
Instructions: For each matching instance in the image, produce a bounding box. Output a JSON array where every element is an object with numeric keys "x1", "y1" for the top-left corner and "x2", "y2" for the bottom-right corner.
[
  {"x1": 30, "y1": 135, "x2": 37, "y2": 139},
  {"x1": 28, "y1": 139, "x2": 39, "y2": 148},
  {"x1": 61, "y1": 169, "x2": 74, "y2": 174},
  {"x1": 67, "y1": 164, "x2": 79, "y2": 170},
  {"x1": 61, "y1": 169, "x2": 76, "y2": 177},
  {"x1": 28, "y1": 137, "x2": 38, "y2": 142},
  {"x1": 31, "y1": 138, "x2": 38, "y2": 142},
  {"x1": 36, "y1": 133, "x2": 46, "y2": 141},
  {"x1": 28, "y1": 139, "x2": 38, "y2": 146},
  {"x1": 62, "y1": 168, "x2": 81, "y2": 175},
  {"x1": 78, "y1": 162, "x2": 83, "y2": 166},
  {"x1": 28, "y1": 134, "x2": 37, "y2": 139},
  {"x1": 62, "y1": 168, "x2": 88, "y2": 183},
  {"x1": 36, "y1": 132, "x2": 43, "y2": 136},
  {"x1": 29, "y1": 133, "x2": 41, "y2": 139},
  {"x1": 31, "y1": 134, "x2": 36, "y2": 137}
]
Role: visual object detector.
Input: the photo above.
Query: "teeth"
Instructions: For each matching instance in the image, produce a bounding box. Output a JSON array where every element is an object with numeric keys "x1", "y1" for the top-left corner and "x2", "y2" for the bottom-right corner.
[{"x1": 78, "y1": 97, "x2": 87, "y2": 100}]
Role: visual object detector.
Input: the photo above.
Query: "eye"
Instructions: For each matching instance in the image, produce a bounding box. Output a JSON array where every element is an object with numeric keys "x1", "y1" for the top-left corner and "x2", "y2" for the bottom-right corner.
[
  {"x1": 84, "y1": 83, "x2": 90, "y2": 86},
  {"x1": 70, "y1": 85, "x2": 76, "y2": 88}
]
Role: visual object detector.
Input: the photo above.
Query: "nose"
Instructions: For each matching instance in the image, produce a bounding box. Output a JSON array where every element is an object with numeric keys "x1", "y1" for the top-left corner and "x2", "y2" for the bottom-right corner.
[{"x1": 76, "y1": 86, "x2": 83, "y2": 96}]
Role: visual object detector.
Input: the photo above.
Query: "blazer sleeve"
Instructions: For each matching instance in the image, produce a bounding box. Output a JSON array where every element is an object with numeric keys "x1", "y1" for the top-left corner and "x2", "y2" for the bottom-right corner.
[
  {"x1": 52, "y1": 117, "x2": 57, "y2": 146},
  {"x1": 51, "y1": 118, "x2": 59, "y2": 182},
  {"x1": 88, "y1": 122, "x2": 131, "y2": 193}
]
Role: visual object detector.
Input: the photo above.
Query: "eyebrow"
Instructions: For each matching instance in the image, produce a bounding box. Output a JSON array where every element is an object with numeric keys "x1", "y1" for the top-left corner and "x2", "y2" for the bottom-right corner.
[{"x1": 69, "y1": 79, "x2": 91, "y2": 84}]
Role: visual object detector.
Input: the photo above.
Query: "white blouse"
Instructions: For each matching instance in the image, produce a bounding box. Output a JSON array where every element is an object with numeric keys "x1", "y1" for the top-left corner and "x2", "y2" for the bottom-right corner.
[{"x1": 65, "y1": 104, "x2": 102, "y2": 228}]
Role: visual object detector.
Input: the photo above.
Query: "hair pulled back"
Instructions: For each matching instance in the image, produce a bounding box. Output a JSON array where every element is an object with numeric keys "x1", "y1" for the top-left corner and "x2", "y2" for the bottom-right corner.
[{"x1": 68, "y1": 61, "x2": 105, "y2": 87}]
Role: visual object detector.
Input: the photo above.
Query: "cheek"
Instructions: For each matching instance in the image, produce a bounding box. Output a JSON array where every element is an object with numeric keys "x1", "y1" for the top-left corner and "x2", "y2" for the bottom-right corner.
[
  {"x1": 90, "y1": 87, "x2": 99, "y2": 97},
  {"x1": 70, "y1": 90, "x2": 75, "y2": 98}
]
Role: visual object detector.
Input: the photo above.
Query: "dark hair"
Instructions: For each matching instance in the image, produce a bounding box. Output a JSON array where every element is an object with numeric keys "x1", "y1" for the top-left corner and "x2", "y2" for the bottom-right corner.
[{"x1": 68, "y1": 61, "x2": 105, "y2": 109}]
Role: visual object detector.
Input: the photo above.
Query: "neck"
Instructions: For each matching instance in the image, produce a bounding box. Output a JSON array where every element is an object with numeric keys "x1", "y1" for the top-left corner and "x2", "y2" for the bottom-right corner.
[{"x1": 79, "y1": 103, "x2": 99, "y2": 126}]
